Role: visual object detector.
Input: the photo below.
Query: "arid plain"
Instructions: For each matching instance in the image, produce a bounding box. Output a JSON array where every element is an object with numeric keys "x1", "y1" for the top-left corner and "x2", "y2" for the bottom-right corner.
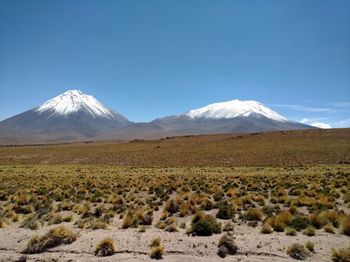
[{"x1": 0, "y1": 129, "x2": 349, "y2": 261}]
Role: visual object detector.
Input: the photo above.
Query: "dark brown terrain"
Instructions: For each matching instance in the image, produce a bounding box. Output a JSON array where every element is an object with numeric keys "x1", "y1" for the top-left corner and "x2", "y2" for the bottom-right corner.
[{"x1": 0, "y1": 128, "x2": 349, "y2": 166}]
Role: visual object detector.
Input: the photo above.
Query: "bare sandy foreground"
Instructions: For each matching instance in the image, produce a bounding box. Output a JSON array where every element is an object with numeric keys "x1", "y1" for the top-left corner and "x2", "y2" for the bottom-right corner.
[{"x1": 0, "y1": 215, "x2": 348, "y2": 262}]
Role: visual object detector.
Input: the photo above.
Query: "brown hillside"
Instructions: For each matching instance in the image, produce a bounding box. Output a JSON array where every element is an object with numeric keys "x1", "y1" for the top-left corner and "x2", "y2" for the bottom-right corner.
[{"x1": 0, "y1": 128, "x2": 349, "y2": 166}]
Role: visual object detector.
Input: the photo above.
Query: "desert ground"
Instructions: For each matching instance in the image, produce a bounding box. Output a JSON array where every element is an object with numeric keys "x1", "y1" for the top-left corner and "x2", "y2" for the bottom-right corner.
[{"x1": 0, "y1": 129, "x2": 349, "y2": 261}]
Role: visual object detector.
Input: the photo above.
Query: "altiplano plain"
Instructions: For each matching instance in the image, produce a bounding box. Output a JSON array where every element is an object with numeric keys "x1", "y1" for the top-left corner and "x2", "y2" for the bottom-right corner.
[{"x1": 0, "y1": 129, "x2": 349, "y2": 261}]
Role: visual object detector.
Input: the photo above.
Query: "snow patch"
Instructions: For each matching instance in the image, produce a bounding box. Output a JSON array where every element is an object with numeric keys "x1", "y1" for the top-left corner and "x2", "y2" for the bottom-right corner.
[
  {"x1": 186, "y1": 99, "x2": 288, "y2": 122},
  {"x1": 36, "y1": 90, "x2": 114, "y2": 118},
  {"x1": 310, "y1": 122, "x2": 332, "y2": 129}
]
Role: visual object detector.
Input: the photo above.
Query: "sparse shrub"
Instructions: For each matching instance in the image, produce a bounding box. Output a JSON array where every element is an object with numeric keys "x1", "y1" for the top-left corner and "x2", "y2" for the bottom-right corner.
[
  {"x1": 341, "y1": 216, "x2": 350, "y2": 236},
  {"x1": 122, "y1": 210, "x2": 138, "y2": 229},
  {"x1": 165, "y1": 223, "x2": 178, "y2": 232},
  {"x1": 260, "y1": 223, "x2": 273, "y2": 234},
  {"x1": 217, "y1": 234, "x2": 238, "y2": 258},
  {"x1": 95, "y1": 238, "x2": 115, "y2": 257},
  {"x1": 150, "y1": 237, "x2": 161, "y2": 247},
  {"x1": 164, "y1": 199, "x2": 179, "y2": 214},
  {"x1": 22, "y1": 225, "x2": 77, "y2": 254},
  {"x1": 305, "y1": 241, "x2": 314, "y2": 253},
  {"x1": 137, "y1": 209, "x2": 153, "y2": 226},
  {"x1": 12, "y1": 213, "x2": 19, "y2": 222},
  {"x1": 277, "y1": 211, "x2": 293, "y2": 225},
  {"x1": 332, "y1": 246, "x2": 350, "y2": 262},
  {"x1": 13, "y1": 204, "x2": 33, "y2": 215},
  {"x1": 324, "y1": 223, "x2": 336, "y2": 234},
  {"x1": 290, "y1": 215, "x2": 309, "y2": 231},
  {"x1": 286, "y1": 227, "x2": 297, "y2": 236},
  {"x1": 150, "y1": 237, "x2": 164, "y2": 259},
  {"x1": 20, "y1": 214, "x2": 39, "y2": 230},
  {"x1": 191, "y1": 212, "x2": 221, "y2": 236},
  {"x1": 273, "y1": 216, "x2": 287, "y2": 232},
  {"x1": 216, "y1": 204, "x2": 235, "y2": 220},
  {"x1": 180, "y1": 222, "x2": 186, "y2": 229},
  {"x1": 139, "y1": 226, "x2": 146, "y2": 232},
  {"x1": 75, "y1": 216, "x2": 107, "y2": 230},
  {"x1": 223, "y1": 221, "x2": 234, "y2": 232},
  {"x1": 50, "y1": 213, "x2": 73, "y2": 225},
  {"x1": 243, "y1": 208, "x2": 263, "y2": 221},
  {"x1": 289, "y1": 206, "x2": 298, "y2": 215},
  {"x1": 321, "y1": 210, "x2": 340, "y2": 228},
  {"x1": 151, "y1": 245, "x2": 165, "y2": 259},
  {"x1": 200, "y1": 198, "x2": 213, "y2": 211},
  {"x1": 309, "y1": 213, "x2": 324, "y2": 229},
  {"x1": 262, "y1": 205, "x2": 274, "y2": 216},
  {"x1": 287, "y1": 243, "x2": 310, "y2": 260},
  {"x1": 213, "y1": 190, "x2": 224, "y2": 202},
  {"x1": 303, "y1": 226, "x2": 316, "y2": 236},
  {"x1": 155, "y1": 221, "x2": 166, "y2": 229}
]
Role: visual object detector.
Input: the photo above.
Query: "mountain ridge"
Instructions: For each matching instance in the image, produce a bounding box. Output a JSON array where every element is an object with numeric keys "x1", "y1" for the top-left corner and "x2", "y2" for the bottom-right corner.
[{"x1": 0, "y1": 90, "x2": 315, "y2": 144}]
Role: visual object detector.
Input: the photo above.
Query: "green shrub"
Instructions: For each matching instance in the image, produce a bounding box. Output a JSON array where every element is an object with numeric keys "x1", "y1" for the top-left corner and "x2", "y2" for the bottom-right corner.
[
  {"x1": 216, "y1": 204, "x2": 235, "y2": 220},
  {"x1": 286, "y1": 227, "x2": 297, "y2": 236},
  {"x1": 262, "y1": 206, "x2": 274, "y2": 216},
  {"x1": 243, "y1": 208, "x2": 263, "y2": 221},
  {"x1": 290, "y1": 215, "x2": 309, "y2": 231},
  {"x1": 191, "y1": 213, "x2": 221, "y2": 236}
]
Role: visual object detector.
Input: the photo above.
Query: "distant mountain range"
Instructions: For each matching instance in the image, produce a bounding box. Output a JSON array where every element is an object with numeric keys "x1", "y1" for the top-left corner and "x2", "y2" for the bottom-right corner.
[{"x1": 0, "y1": 90, "x2": 314, "y2": 144}]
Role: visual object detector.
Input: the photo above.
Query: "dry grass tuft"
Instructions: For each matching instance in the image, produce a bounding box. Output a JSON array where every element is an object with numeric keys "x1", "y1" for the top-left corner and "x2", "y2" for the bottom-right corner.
[
  {"x1": 95, "y1": 237, "x2": 115, "y2": 257},
  {"x1": 287, "y1": 243, "x2": 310, "y2": 260},
  {"x1": 332, "y1": 246, "x2": 350, "y2": 262},
  {"x1": 150, "y1": 237, "x2": 164, "y2": 259},
  {"x1": 22, "y1": 225, "x2": 77, "y2": 254},
  {"x1": 341, "y1": 216, "x2": 350, "y2": 236}
]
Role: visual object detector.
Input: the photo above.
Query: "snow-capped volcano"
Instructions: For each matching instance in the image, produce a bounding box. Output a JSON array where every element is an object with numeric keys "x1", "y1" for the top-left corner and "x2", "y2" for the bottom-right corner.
[
  {"x1": 0, "y1": 90, "x2": 131, "y2": 142},
  {"x1": 0, "y1": 93, "x2": 314, "y2": 144},
  {"x1": 36, "y1": 90, "x2": 114, "y2": 118},
  {"x1": 186, "y1": 99, "x2": 287, "y2": 122},
  {"x1": 147, "y1": 98, "x2": 312, "y2": 137}
]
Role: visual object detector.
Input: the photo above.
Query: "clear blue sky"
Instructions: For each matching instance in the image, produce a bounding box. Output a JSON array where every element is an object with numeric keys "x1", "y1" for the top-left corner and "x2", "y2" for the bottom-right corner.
[{"x1": 0, "y1": 0, "x2": 349, "y2": 128}]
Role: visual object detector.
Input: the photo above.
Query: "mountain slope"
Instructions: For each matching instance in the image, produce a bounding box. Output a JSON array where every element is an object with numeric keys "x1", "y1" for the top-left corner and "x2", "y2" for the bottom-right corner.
[
  {"x1": 0, "y1": 90, "x2": 130, "y2": 143},
  {"x1": 154, "y1": 99, "x2": 312, "y2": 132},
  {"x1": 0, "y1": 95, "x2": 315, "y2": 144},
  {"x1": 98, "y1": 99, "x2": 314, "y2": 141}
]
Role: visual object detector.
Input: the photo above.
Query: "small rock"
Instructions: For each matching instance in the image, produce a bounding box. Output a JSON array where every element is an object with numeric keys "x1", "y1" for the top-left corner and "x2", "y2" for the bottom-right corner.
[{"x1": 218, "y1": 245, "x2": 229, "y2": 258}]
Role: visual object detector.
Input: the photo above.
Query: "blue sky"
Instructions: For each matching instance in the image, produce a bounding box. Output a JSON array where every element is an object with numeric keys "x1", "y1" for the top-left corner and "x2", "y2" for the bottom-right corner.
[{"x1": 0, "y1": 0, "x2": 349, "y2": 127}]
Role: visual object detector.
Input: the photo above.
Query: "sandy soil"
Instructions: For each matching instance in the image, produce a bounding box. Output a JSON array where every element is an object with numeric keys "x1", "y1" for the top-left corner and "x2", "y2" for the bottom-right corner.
[{"x1": 0, "y1": 212, "x2": 348, "y2": 262}]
